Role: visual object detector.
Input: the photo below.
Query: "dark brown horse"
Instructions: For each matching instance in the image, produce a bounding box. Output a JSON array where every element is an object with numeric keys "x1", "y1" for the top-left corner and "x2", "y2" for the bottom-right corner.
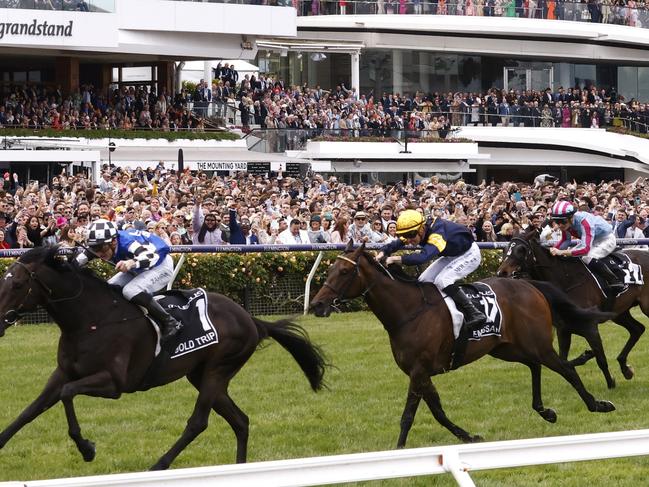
[
  {"x1": 310, "y1": 242, "x2": 615, "y2": 446},
  {"x1": 497, "y1": 229, "x2": 649, "y2": 389},
  {"x1": 0, "y1": 246, "x2": 327, "y2": 470}
]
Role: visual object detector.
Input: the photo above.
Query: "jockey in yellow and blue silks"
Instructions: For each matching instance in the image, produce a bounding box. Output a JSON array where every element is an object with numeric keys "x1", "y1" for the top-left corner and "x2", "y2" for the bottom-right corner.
[{"x1": 375, "y1": 209, "x2": 487, "y2": 331}]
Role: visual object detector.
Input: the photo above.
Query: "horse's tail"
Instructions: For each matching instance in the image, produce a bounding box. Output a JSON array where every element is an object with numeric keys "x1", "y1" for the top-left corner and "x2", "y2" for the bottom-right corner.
[
  {"x1": 253, "y1": 318, "x2": 328, "y2": 391},
  {"x1": 527, "y1": 280, "x2": 616, "y2": 328}
]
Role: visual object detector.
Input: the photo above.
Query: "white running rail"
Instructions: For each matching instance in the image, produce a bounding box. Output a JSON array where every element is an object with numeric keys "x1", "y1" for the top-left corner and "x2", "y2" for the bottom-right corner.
[{"x1": 2, "y1": 429, "x2": 648, "y2": 487}]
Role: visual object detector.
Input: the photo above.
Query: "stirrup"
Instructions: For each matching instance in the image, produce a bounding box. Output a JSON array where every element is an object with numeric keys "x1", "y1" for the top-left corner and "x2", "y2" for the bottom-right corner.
[{"x1": 160, "y1": 320, "x2": 183, "y2": 342}]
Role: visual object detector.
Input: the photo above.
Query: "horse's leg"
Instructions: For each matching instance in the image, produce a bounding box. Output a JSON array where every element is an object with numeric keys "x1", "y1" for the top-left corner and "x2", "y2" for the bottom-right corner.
[
  {"x1": 527, "y1": 362, "x2": 556, "y2": 423},
  {"x1": 613, "y1": 310, "x2": 645, "y2": 380},
  {"x1": 576, "y1": 325, "x2": 615, "y2": 389},
  {"x1": 541, "y1": 350, "x2": 615, "y2": 413},
  {"x1": 396, "y1": 384, "x2": 421, "y2": 449},
  {"x1": 413, "y1": 374, "x2": 482, "y2": 443},
  {"x1": 0, "y1": 368, "x2": 66, "y2": 449},
  {"x1": 59, "y1": 371, "x2": 121, "y2": 400},
  {"x1": 62, "y1": 398, "x2": 96, "y2": 462},
  {"x1": 186, "y1": 371, "x2": 250, "y2": 463},
  {"x1": 150, "y1": 371, "x2": 221, "y2": 470},
  {"x1": 556, "y1": 328, "x2": 572, "y2": 361}
]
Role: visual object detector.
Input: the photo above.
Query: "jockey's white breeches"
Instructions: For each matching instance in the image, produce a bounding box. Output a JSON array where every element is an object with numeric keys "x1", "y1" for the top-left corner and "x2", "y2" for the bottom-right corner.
[
  {"x1": 418, "y1": 242, "x2": 482, "y2": 290},
  {"x1": 108, "y1": 255, "x2": 174, "y2": 300},
  {"x1": 580, "y1": 233, "x2": 617, "y2": 264}
]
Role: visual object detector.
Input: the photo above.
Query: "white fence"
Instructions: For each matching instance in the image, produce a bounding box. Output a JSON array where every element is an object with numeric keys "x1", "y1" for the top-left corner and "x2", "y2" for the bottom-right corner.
[{"x1": 1, "y1": 429, "x2": 648, "y2": 487}]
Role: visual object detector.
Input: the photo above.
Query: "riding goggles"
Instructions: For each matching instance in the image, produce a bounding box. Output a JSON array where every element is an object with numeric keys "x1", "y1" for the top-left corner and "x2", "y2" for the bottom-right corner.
[{"x1": 398, "y1": 230, "x2": 420, "y2": 239}]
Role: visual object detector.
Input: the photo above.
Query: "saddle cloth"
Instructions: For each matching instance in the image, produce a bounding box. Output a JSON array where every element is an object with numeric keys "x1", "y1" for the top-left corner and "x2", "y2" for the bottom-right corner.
[
  {"x1": 603, "y1": 253, "x2": 644, "y2": 286},
  {"x1": 442, "y1": 283, "x2": 503, "y2": 341},
  {"x1": 147, "y1": 288, "x2": 219, "y2": 359}
]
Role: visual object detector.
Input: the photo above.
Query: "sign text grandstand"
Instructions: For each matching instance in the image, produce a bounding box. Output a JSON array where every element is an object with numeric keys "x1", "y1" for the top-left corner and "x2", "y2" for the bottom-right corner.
[{"x1": 0, "y1": 19, "x2": 72, "y2": 40}]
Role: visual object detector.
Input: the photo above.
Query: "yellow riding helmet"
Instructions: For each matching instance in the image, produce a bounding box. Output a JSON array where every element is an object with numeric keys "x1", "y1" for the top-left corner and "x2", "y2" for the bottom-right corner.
[{"x1": 396, "y1": 209, "x2": 425, "y2": 235}]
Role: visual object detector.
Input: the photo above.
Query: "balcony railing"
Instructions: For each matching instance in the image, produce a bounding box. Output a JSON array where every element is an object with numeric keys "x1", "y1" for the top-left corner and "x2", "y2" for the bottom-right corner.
[
  {"x1": 171, "y1": 0, "x2": 293, "y2": 6},
  {"x1": 0, "y1": 0, "x2": 114, "y2": 12},
  {"x1": 296, "y1": 0, "x2": 648, "y2": 29}
]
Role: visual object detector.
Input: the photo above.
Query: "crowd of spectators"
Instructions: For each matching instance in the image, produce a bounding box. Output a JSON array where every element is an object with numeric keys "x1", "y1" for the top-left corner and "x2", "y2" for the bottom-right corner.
[
  {"x1": 0, "y1": 83, "x2": 208, "y2": 132},
  {"x1": 2, "y1": 77, "x2": 648, "y2": 138},
  {"x1": 1, "y1": 164, "x2": 648, "y2": 253},
  {"x1": 296, "y1": 0, "x2": 649, "y2": 28}
]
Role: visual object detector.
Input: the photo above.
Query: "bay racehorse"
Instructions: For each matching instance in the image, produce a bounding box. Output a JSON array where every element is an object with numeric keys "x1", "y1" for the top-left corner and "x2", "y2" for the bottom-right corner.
[
  {"x1": 497, "y1": 228, "x2": 649, "y2": 389},
  {"x1": 310, "y1": 242, "x2": 615, "y2": 446},
  {"x1": 0, "y1": 246, "x2": 327, "y2": 470}
]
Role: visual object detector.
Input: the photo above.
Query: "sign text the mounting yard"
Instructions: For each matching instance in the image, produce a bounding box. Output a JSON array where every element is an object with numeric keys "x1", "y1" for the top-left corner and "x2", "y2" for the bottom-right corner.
[{"x1": 197, "y1": 161, "x2": 248, "y2": 171}]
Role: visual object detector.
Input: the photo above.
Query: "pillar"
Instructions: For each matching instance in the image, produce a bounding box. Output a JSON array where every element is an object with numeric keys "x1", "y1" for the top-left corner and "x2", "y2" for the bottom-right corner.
[
  {"x1": 55, "y1": 57, "x2": 79, "y2": 94},
  {"x1": 203, "y1": 60, "x2": 212, "y2": 84},
  {"x1": 350, "y1": 51, "x2": 360, "y2": 95},
  {"x1": 392, "y1": 50, "x2": 403, "y2": 94}
]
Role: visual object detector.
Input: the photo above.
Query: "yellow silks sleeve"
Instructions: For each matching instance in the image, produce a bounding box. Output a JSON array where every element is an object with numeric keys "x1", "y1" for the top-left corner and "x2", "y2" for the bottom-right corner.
[{"x1": 427, "y1": 233, "x2": 446, "y2": 253}]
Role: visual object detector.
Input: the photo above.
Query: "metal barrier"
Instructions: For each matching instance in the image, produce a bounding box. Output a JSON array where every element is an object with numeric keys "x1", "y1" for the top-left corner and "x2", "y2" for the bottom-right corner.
[
  {"x1": 1, "y1": 428, "x2": 648, "y2": 487},
  {"x1": 1, "y1": 239, "x2": 648, "y2": 318}
]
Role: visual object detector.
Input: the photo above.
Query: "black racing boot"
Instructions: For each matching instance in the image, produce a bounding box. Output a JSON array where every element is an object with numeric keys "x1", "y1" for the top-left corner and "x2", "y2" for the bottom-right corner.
[
  {"x1": 131, "y1": 292, "x2": 183, "y2": 343},
  {"x1": 444, "y1": 284, "x2": 487, "y2": 332},
  {"x1": 588, "y1": 258, "x2": 625, "y2": 294}
]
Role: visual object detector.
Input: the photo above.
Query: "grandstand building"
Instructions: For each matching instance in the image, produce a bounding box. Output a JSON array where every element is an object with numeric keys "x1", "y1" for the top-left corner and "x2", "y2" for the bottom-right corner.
[
  {"x1": 1, "y1": 0, "x2": 649, "y2": 183},
  {"x1": 0, "y1": 0, "x2": 293, "y2": 95}
]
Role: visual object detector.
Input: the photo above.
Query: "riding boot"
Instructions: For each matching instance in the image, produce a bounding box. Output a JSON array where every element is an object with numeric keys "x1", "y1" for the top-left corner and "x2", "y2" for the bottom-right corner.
[
  {"x1": 443, "y1": 284, "x2": 488, "y2": 332},
  {"x1": 131, "y1": 292, "x2": 183, "y2": 343},
  {"x1": 587, "y1": 258, "x2": 625, "y2": 294}
]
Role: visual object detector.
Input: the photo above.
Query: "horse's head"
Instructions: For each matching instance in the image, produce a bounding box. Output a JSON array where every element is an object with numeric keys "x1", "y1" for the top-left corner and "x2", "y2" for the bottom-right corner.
[
  {"x1": 310, "y1": 240, "x2": 370, "y2": 317},
  {"x1": 497, "y1": 228, "x2": 539, "y2": 278},
  {"x1": 0, "y1": 246, "x2": 61, "y2": 336}
]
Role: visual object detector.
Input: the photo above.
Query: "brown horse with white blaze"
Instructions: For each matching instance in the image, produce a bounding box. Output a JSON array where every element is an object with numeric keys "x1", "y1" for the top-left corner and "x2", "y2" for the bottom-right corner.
[{"x1": 310, "y1": 242, "x2": 615, "y2": 446}]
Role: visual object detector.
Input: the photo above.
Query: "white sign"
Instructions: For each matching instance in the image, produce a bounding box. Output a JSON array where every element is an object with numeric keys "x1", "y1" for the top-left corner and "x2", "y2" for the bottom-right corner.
[
  {"x1": 0, "y1": 10, "x2": 118, "y2": 47},
  {"x1": 196, "y1": 161, "x2": 248, "y2": 171}
]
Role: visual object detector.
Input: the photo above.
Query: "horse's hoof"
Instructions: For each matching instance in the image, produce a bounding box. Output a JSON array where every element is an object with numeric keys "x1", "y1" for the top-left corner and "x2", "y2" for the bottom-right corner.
[
  {"x1": 539, "y1": 408, "x2": 557, "y2": 423},
  {"x1": 595, "y1": 400, "x2": 616, "y2": 413},
  {"x1": 622, "y1": 365, "x2": 635, "y2": 380},
  {"x1": 81, "y1": 441, "x2": 96, "y2": 462},
  {"x1": 607, "y1": 377, "x2": 617, "y2": 390},
  {"x1": 461, "y1": 434, "x2": 483, "y2": 443}
]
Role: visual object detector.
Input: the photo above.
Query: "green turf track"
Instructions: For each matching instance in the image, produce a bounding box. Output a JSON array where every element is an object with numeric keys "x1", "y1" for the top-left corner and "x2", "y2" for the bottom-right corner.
[{"x1": 0, "y1": 311, "x2": 648, "y2": 486}]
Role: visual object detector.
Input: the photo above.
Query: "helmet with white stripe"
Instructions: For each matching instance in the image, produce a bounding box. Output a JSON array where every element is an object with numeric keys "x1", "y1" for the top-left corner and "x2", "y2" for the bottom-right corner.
[{"x1": 550, "y1": 201, "x2": 576, "y2": 220}]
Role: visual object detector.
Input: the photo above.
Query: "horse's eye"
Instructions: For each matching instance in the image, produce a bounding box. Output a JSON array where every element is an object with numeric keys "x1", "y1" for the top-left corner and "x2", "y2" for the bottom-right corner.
[
  {"x1": 11, "y1": 281, "x2": 25, "y2": 290},
  {"x1": 340, "y1": 268, "x2": 349, "y2": 275}
]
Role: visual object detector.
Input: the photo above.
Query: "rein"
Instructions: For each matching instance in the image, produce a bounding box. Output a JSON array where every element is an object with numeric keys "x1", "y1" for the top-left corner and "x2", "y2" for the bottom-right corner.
[
  {"x1": 325, "y1": 252, "x2": 434, "y2": 328},
  {"x1": 322, "y1": 253, "x2": 379, "y2": 304},
  {"x1": 3, "y1": 261, "x2": 84, "y2": 325}
]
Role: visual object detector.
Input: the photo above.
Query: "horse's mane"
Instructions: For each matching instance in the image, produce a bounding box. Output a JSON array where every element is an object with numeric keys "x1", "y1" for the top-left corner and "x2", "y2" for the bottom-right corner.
[
  {"x1": 18, "y1": 245, "x2": 60, "y2": 265},
  {"x1": 18, "y1": 245, "x2": 112, "y2": 289},
  {"x1": 359, "y1": 250, "x2": 421, "y2": 285}
]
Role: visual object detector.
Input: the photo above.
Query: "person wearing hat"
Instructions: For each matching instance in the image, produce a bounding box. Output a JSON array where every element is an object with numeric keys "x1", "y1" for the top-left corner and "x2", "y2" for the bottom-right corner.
[
  {"x1": 375, "y1": 208, "x2": 487, "y2": 342},
  {"x1": 349, "y1": 211, "x2": 373, "y2": 245},
  {"x1": 548, "y1": 200, "x2": 624, "y2": 295},
  {"x1": 307, "y1": 214, "x2": 329, "y2": 243},
  {"x1": 74, "y1": 218, "x2": 183, "y2": 342}
]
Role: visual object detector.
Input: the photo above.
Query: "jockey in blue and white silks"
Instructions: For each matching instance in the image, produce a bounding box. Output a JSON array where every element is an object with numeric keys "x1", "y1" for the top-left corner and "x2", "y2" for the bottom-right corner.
[{"x1": 75, "y1": 219, "x2": 182, "y2": 342}]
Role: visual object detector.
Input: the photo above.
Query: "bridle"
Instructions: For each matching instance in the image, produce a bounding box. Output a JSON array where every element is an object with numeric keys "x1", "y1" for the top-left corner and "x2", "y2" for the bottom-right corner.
[
  {"x1": 322, "y1": 253, "x2": 382, "y2": 304},
  {"x1": 504, "y1": 237, "x2": 539, "y2": 278},
  {"x1": 3, "y1": 260, "x2": 84, "y2": 325}
]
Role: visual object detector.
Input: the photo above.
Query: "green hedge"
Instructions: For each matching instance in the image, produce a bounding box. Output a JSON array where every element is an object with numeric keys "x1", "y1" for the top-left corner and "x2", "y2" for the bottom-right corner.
[
  {"x1": 0, "y1": 250, "x2": 504, "y2": 309},
  {"x1": 0, "y1": 128, "x2": 239, "y2": 141}
]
